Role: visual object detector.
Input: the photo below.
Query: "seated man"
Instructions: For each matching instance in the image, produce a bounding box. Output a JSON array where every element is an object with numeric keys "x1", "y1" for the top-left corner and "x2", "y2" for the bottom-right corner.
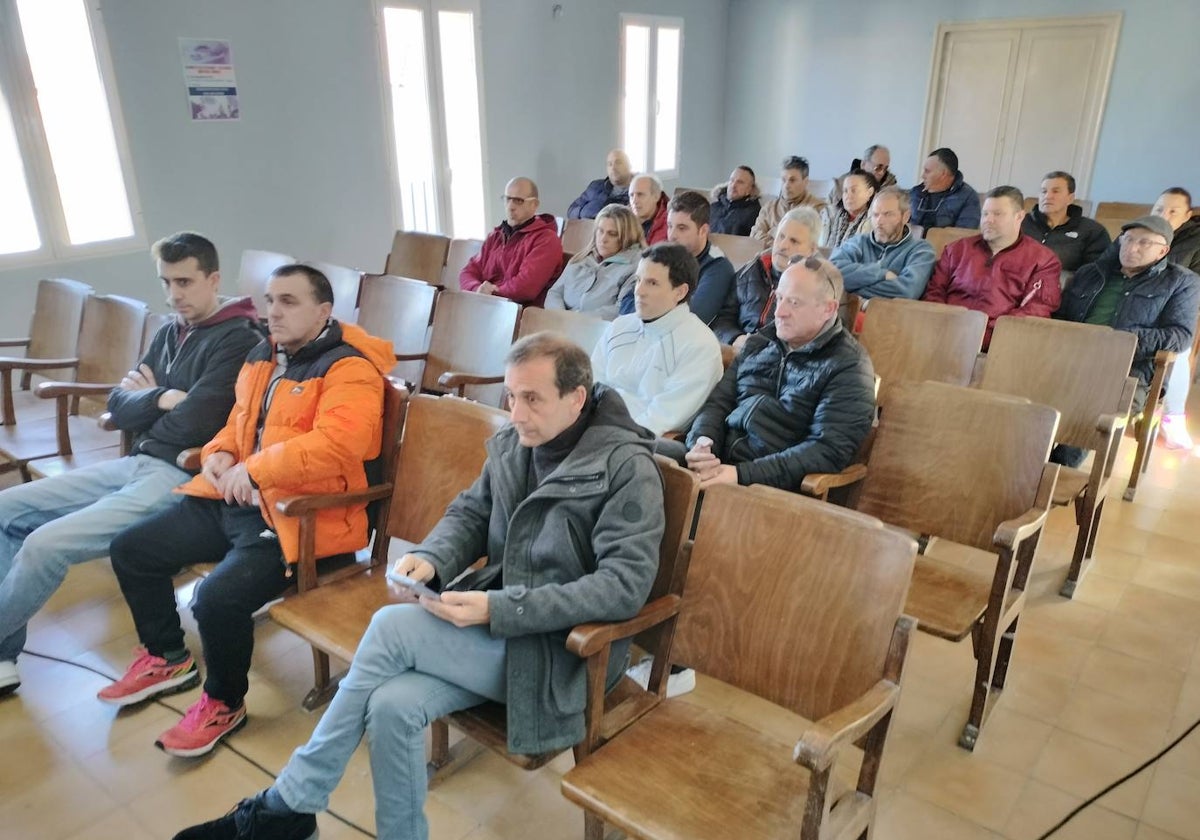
[
  {"x1": 713, "y1": 205, "x2": 822, "y2": 348},
  {"x1": 910, "y1": 147, "x2": 981, "y2": 230},
  {"x1": 619, "y1": 190, "x2": 734, "y2": 324},
  {"x1": 595, "y1": 243, "x2": 724, "y2": 435},
  {"x1": 832, "y1": 186, "x2": 936, "y2": 301},
  {"x1": 100, "y1": 264, "x2": 393, "y2": 757},
  {"x1": 1151, "y1": 187, "x2": 1200, "y2": 449},
  {"x1": 1021, "y1": 170, "x2": 1111, "y2": 271},
  {"x1": 0, "y1": 232, "x2": 261, "y2": 698},
  {"x1": 708, "y1": 164, "x2": 761, "y2": 236},
  {"x1": 830, "y1": 144, "x2": 898, "y2": 204},
  {"x1": 170, "y1": 333, "x2": 665, "y2": 840},
  {"x1": 460, "y1": 176, "x2": 562, "y2": 305},
  {"x1": 567, "y1": 149, "x2": 633, "y2": 219},
  {"x1": 923, "y1": 186, "x2": 1062, "y2": 348},
  {"x1": 669, "y1": 257, "x2": 876, "y2": 491},
  {"x1": 751, "y1": 155, "x2": 828, "y2": 246},
  {"x1": 629, "y1": 173, "x2": 669, "y2": 244}
]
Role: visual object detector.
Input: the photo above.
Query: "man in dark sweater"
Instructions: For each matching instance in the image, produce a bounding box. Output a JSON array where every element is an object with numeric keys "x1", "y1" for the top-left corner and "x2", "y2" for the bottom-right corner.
[
  {"x1": 1021, "y1": 170, "x2": 1111, "y2": 271},
  {"x1": 0, "y1": 232, "x2": 262, "y2": 698}
]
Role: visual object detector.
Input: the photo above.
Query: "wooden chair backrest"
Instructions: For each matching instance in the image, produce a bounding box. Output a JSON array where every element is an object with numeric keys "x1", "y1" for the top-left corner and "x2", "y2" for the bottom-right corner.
[
  {"x1": 27, "y1": 278, "x2": 92, "y2": 363},
  {"x1": 238, "y1": 249, "x2": 295, "y2": 319},
  {"x1": 673, "y1": 483, "x2": 916, "y2": 723},
  {"x1": 856, "y1": 381, "x2": 1059, "y2": 552},
  {"x1": 981, "y1": 316, "x2": 1137, "y2": 449},
  {"x1": 709, "y1": 233, "x2": 763, "y2": 270},
  {"x1": 357, "y1": 274, "x2": 438, "y2": 384},
  {"x1": 647, "y1": 456, "x2": 700, "y2": 601},
  {"x1": 925, "y1": 226, "x2": 978, "y2": 259},
  {"x1": 517, "y1": 306, "x2": 609, "y2": 355},
  {"x1": 384, "y1": 230, "x2": 450, "y2": 286},
  {"x1": 1095, "y1": 201, "x2": 1151, "y2": 221},
  {"x1": 140, "y1": 313, "x2": 174, "y2": 356},
  {"x1": 424, "y1": 291, "x2": 520, "y2": 406},
  {"x1": 305, "y1": 261, "x2": 362, "y2": 324},
  {"x1": 385, "y1": 394, "x2": 508, "y2": 543},
  {"x1": 442, "y1": 238, "x2": 483, "y2": 291},
  {"x1": 1099, "y1": 218, "x2": 1125, "y2": 240},
  {"x1": 858, "y1": 298, "x2": 987, "y2": 408},
  {"x1": 560, "y1": 219, "x2": 595, "y2": 256},
  {"x1": 75, "y1": 295, "x2": 149, "y2": 386}
]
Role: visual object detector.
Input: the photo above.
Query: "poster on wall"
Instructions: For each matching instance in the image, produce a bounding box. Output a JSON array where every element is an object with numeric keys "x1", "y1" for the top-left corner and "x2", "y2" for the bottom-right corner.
[{"x1": 180, "y1": 38, "x2": 239, "y2": 121}]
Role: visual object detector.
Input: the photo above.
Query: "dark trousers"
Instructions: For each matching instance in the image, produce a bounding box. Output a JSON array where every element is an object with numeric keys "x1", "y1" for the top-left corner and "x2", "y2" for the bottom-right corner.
[{"x1": 110, "y1": 496, "x2": 289, "y2": 708}]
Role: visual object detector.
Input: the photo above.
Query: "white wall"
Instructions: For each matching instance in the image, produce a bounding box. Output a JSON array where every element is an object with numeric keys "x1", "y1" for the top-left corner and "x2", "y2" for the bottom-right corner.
[{"x1": 723, "y1": 0, "x2": 1200, "y2": 202}]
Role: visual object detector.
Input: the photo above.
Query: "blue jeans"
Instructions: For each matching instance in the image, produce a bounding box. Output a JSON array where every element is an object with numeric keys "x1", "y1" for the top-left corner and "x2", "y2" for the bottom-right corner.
[
  {"x1": 273, "y1": 604, "x2": 506, "y2": 840},
  {"x1": 0, "y1": 454, "x2": 189, "y2": 662}
]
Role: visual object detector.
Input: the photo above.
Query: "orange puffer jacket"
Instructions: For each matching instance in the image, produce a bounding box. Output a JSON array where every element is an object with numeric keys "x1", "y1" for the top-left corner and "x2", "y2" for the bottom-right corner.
[{"x1": 178, "y1": 321, "x2": 395, "y2": 563}]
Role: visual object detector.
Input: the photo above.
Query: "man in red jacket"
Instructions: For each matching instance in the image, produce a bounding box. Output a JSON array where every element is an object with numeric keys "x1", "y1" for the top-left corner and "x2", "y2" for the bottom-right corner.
[
  {"x1": 630, "y1": 173, "x2": 669, "y2": 244},
  {"x1": 459, "y1": 177, "x2": 563, "y2": 305},
  {"x1": 923, "y1": 185, "x2": 1062, "y2": 348}
]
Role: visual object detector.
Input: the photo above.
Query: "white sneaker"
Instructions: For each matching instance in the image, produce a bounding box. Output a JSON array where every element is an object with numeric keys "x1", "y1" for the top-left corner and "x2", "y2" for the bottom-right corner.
[
  {"x1": 1161, "y1": 415, "x2": 1195, "y2": 451},
  {"x1": 625, "y1": 657, "x2": 696, "y2": 698},
  {"x1": 0, "y1": 660, "x2": 19, "y2": 697}
]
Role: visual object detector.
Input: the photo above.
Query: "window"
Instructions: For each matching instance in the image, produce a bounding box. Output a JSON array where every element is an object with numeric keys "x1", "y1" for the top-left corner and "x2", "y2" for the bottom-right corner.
[
  {"x1": 620, "y1": 15, "x2": 683, "y2": 178},
  {"x1": 377, "y1": 1, "x2": 487, "y2": 239},
  {"x1": 0, "y1": 0, "x2": 142, "y2": 265}
]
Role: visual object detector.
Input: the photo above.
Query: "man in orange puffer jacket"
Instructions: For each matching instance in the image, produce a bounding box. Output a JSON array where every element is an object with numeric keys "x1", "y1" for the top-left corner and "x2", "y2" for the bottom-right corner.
[{"x1": 101, "y1": 264, "x2": 394, "y2": 758}]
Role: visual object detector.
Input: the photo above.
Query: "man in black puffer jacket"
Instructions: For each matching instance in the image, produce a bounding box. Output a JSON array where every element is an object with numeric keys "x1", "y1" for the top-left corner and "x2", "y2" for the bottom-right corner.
[{"x1": 675, "y1": 256, "x2": 876, "y2": 491}]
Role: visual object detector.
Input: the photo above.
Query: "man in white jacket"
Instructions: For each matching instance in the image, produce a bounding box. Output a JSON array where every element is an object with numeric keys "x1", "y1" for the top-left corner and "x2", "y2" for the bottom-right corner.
[{"x1": 591, "y1": 243, "x2": 724, "y2": 435}]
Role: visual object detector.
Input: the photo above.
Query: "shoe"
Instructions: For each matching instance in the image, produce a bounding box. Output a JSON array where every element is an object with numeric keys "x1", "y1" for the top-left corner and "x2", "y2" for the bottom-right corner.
[
  {"x1": 626, "y1": 657, "x2": 697, "y2": 698},
  {"x1": 156, "y1": 692, "x2": 247, "y2": 757},
  {"x1": 1161, "y1": 414, "x2": 1194, "y2": 451},
  {"x1": 171, "y1": 790, "x2": 317, "y2": 839},
  {"x1": 0, "y1": 660, "x2": 19, "y2": 697},
  {"x1": 97, "y1": 646, "x2": 199, "y2": 706}
]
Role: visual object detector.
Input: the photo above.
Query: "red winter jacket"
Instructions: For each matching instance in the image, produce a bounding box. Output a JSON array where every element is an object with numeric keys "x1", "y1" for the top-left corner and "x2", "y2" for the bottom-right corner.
[
  {"x1": 923, "y1": 234, "x2": 1062, "y2": 348},
  {"x1": 641, "y1": 192, "x2": 669, "y2": 244},
  {"x1": 460, "y1": 213, "x2": 563, "y2": 305}
]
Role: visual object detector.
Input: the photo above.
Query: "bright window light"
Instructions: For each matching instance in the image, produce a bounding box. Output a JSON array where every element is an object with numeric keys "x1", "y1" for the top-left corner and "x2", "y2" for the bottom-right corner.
[
  {"x1": 383, "y1": 6, "x2": 439, "y2": 234},
  {"x1": 0, "y1": 88, "x2": 41, "y2": 255},
  {"x1": 438, "y1": 11, "x2": 486, "y2": 239},
  {"x1": 621, "y1": 17, "x2": 682, "y2": 178},
  {"x1": 653, "y1": 27, "x2": 680, "y2": 172},
  {"x1": 622, "y1": 25, "x2": 650, "y2": 174}
]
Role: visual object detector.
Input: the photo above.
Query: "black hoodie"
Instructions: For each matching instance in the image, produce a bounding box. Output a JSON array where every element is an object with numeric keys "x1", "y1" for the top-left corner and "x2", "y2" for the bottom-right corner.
[{"x1": 1169, "y1": 217, "x2": 1200, "y2": 276}]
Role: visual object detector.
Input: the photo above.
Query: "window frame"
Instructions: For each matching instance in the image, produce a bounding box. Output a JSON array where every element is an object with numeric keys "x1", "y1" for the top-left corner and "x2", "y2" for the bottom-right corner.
[
  {"x1": 619, "y1": 13, "x2": 684, "y2": 180},
  {"x1": 0, "y1": 0, "x2": 145, "y2": 269}
]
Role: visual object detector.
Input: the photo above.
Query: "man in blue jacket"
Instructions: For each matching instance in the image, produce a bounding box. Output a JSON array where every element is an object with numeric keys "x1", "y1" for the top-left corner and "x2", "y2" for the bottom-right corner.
[
  {"x1": 832, "y1": 186, "x2": 936, "y2": 302},
  {"x1": 567, "y1": 149, "x2": 633, "y2": 219},
  {"x1": 910, "y1": 147, "x2": 981, "y2": 230},
  {"x1": 0, "y1": 232, "x2": 262, "y2": 698}
]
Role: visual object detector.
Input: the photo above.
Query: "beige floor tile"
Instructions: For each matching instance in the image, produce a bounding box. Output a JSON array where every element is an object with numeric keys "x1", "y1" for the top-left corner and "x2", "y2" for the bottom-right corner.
[
  {"x1": 1142, "y1": 767, "x2": 1200, "y2": 840},
  {"x1": 1088, "y1": 546, "x2": 1148, "y2": 582},
  {"x1": 997, "y1": 666, "x2": 1078, "y2": 725},
  {"x1": 1133, "y1": 562, "x2": 1200, "y2": 608},
  {"x1": 1032, "y1": 729, "x2": 1153, "y2": 819},
  {"x1": 1137, "y1": 824, "x2": 1191, "y2": 840},
  {"x1": 1114, "y1": 586, "x2": 1200, "y2": 637},
  {"x1": 1098, "y1": 614, "x2": 1197, "y2": 672},
  {"x1": 1010, "y1": 621, "x2": 1095, "y2": 681},
  {"x1": 999, "y1": 779, "x2": 1136, "y2": 840},
  {"x1": 903, "y1": 742, "x2": 1027, "y2": 831},
  {"x1": 1073, "y1": 569, "x2": 1131, "y2": 610},
  {"x1": 1078, "y1": 647, "x2": 1186, "y2": 713},
  {"x1": 1157, "y1": 720, "x2": 1200, "y2": 781},
  {"x1": 1042, "y1": 804, "x2": 1137, "y2": 840},
  {"x1": 954, "y1": 706, "x2": 1055, "y2": 775},
  {"x1": 486, "y1": 768, "x2": 582, "y2": 840},
  {"x1": 1094, "y1": 524, "x2": 1155, "y2": 555},
  {"x1": 0, "y1": 762, "x2": 119, "y2": 840},
  {"x1": 1023, "y1": 598, "x2": 1112, "y2": 642},
  {"x1": 429, "y1": 745, "x2": 542, "y2": 825},
  {"x1": 1057, "y1": 686, "x2": 1171, "y2": 755},
  {"x1": 59, "y1": 808, "x2": 157, "y2": 840},
  {"x1": 874, "y1": 790, "x2": 1005, "y2": 840}
]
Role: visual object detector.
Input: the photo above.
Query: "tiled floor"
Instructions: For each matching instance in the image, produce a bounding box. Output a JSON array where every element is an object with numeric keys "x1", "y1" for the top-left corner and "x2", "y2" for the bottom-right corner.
[{"x1": 2, "y1": 415, "x2": 1199, "y2": 839}]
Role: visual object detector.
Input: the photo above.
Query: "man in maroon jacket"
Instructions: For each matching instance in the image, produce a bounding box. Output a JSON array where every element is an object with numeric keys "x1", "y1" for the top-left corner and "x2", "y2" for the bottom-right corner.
[
  {"x1": 923, "y1": 185, "x2": 1062, "y2": 348},
  {"x1": 459, "y1": 177, "x2": 562, "y2": 305}
]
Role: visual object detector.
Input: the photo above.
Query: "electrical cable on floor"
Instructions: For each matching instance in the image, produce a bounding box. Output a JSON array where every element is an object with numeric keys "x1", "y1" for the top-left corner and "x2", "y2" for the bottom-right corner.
[{"x1": 20, "y1": 648, "x2": 377, "y2": 838}]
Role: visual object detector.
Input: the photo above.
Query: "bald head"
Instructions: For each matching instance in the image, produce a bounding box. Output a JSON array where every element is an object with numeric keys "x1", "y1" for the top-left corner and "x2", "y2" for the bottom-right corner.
[
  {"x1": 774, "y1": 257, "x2": 842, "y2": 348},
  {"x1": 606, "y1": 150, "x2": 632, "y2": 187},
  {"x1": 504, "y1": 177, "x2": 540, "y2": 226}
]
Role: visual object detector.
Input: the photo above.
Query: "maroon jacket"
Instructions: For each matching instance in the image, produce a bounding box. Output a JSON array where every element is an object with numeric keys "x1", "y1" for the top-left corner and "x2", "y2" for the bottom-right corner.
[
  {"x1": 923, "y1": 234, "x2": 1062, "y2": 348},
  {"x1": 460, "y1": 213, "x2": 563, "y2": 305}
]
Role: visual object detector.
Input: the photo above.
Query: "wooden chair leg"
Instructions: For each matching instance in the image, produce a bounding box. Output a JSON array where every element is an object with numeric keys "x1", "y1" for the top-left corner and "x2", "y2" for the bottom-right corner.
[
  {"x1": 429, "y1": 719, "x2": 451, "y2": 770},
  {"x1": 1084, "y1": 497, "x2": 1105, "y2": 559},
  {"x1": 1061, "y1": 495, "x2": 1095, "y2": 599},
  {"x1": 301, "y1": 648, "x2": 337, "y2": 712},
  {"x1": 583, "y1": 810, "x2": 605, "y2": 840},
  {"x1": 1125, "y1": 419, "x2": 1158, "y2": 501}
]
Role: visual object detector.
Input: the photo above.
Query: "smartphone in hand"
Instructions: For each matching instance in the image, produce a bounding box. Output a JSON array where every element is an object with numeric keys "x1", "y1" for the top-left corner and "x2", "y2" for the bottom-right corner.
[{"x1": 386, "y1": 570, "x2": 441, "y2": 601}]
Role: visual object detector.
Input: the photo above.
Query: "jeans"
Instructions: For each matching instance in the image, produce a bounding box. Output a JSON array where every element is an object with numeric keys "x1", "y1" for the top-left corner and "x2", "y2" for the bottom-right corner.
[
  {"x1": 0, "y1": 454, "x2": 189, "y2": 662},
  {"x1": 273, "y1": 604, "x2": 506, "y2": 840},
  {"x1": 109, "y1": 496, "x2": 292, "y2": 708}
]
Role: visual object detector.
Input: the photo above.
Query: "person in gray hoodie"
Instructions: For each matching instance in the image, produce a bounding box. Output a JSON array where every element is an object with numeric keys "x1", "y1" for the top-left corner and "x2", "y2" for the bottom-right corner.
[
  {"x1": 544, "y1": 203, "x2": 645, "y2": 319},
  {"x1": 170, "y1": 332, "x2": 665, "y2": 840},
  {"x1": 831, "y1": 186, "x2": 936, "y2": 302}
]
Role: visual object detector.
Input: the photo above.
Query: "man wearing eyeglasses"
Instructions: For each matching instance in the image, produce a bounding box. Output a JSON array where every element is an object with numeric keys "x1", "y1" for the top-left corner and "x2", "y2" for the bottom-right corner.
[
  {"x1": 460, "y1": 177, "x2": 563, "y2": 306},
  {"x1": 1057, "y1": 215, "x2": 1200, "y2": 414}
]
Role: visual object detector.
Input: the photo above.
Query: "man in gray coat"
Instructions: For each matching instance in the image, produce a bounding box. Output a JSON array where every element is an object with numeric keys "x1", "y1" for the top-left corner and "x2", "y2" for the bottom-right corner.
[{"x1": 170, "y1": 333, "x2": 666, "y2": 840}]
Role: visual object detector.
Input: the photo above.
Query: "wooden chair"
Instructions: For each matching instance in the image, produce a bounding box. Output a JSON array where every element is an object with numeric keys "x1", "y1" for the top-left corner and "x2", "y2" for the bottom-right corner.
[
  {"x1": 839, "y1": 293, "x2": 862, "y2": 335},
  {"x1": 979, "y1": 316, "x2": 1137, "y2": 597},
  {"x1": 562, "y1": 483, "x2": 917, "y2": 840},
  {"x1": 355, "y1": 274, "x2": 438, "y2": 385},
  {"x1": 561, "y1": 218, "x2": 596, "y2": 256},
  {"x1": 269, "y1": 393, "x2": 509, "y2": 708},
  {"x1": 1124, "y1": 350, "x2": 1177, "y2": 502},
  {"x1": 305, "y1": 261, "x2": 363, "y2": 324},
  {"x1": 709, "y1": 233, "x2": 763, "y2": 270},
  {"x1": 0, "y1": 295, "x2": 148, "y2": 481},
  {"x1": 441, "y1": 238, "x2": 483, "y2": 291},
  {"x1": 1099, "y1": 218, "x2": 1126, "y2": 240},
  {"x1": 0, "y1": 278, "x2": 93, "y2": 426},
  {"x1": 1094, "y1": 201, "x2": 1151, "y2": 222},
  {"x1": 516, "y1": 306, "x2": 609, "y2": 355},
  {"x1": 237, "y1": 249, "x2": 295, "y2": 321},
  {"x1": 857, "y1": 298, "x2": 987, "y2": 409},
  {"x1": 925, "y1": 226, "x2": 979, "y2": 259},
  {"x1": 850, "y1": 381, "x2": 1059, "y2": 750},
  {"x1": 383, "y1": 230, "x2": 450, "y2": 287}
]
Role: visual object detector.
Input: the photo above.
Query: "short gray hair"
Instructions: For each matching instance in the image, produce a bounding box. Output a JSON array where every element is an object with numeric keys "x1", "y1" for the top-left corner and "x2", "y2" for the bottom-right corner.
[
  {"x1": 875, "y1": 185, "x2": 910, "y2": 213},
  {"x1": 505, "y1": 332, "x2": 592, "y2": 396},
  {"x1": 630, "y1": 173, "x2": 663, "y2": 196},
  {"x1": 778, "y1": 205, "x2": 823, "y2": 244},
  {"x1": 862, "y1": 144, "x2": 889, "y2": 162}
]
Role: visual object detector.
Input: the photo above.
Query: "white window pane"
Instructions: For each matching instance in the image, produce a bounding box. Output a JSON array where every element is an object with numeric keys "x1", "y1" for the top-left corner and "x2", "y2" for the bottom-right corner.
[
  {"x1": 16, "y1": 0, "x2": 133, "y2": 245},
  {"x1": 622, "y1": 24, "x2": 650, "y2": 174},
  {"x1": 653, "y1": 27, "x2": 680, "y2": 172},
  {"x1": 437, "y1": 12, "x2": 486, "y2": 239},
  {"x1": 383, "y1": 7, "x2": 439, "y2": 233},
  {"x1": 0, "y1": 87, "x2": 41, "y2": 255}
]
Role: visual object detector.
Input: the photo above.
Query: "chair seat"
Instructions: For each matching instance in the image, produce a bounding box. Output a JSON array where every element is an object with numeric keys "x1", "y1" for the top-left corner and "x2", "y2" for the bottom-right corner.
[
  {"x1": 904, "y1": 554, "x2": 992, "y2": 642},
  {"x1": 27, "y1": 445, "x2": 122, "y2": 479},
  {"x1": 563, "y1": 699, "x2": 862, "y2": 840},
  {"x1": 0, "y1": 416, "x2": 119, "y2": 464},
  {"x1": 1052, "y1": 466, "x2": 1090, "y2": 507},
  {"x1": 1, "y1": 389, "x2": 60, "y2": 425}
]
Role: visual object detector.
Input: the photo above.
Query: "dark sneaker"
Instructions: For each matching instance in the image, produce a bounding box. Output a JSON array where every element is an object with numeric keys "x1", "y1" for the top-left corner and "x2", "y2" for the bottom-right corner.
[{"x1": 171, "y1": 791, "x2": 317, "y2": 839}]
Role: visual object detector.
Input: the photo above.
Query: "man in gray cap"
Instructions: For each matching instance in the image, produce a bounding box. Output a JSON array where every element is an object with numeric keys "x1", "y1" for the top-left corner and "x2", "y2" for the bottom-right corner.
[{"x1": 1057, "y1": 215, "x2": 1200, "y2": 413}]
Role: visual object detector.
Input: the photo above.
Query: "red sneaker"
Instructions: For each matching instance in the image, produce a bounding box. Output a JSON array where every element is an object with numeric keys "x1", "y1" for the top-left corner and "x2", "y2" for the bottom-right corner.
[
  {"x1": 156, "y1": 692, "x2": 247, "y2": 757},
  {"x1": 97, "y1": 646, "x2": 199, "y2": 706}
]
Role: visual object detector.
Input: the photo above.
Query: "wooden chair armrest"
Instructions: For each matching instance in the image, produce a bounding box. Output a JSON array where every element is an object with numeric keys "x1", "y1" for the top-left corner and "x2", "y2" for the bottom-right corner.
[
  {"x1": 177, "y1": 448, "x2": 201, "y2": 470},
  {"x1": 660, "y1": 430, "x2": 683, "y2": 441},
  {"x1": 1096, "y1": 412, "x2": 1127, "y2": 436},
  {"x1": 274, "y1": 483, "x2": 394, "y2": 516},
  {"x1": 0, "y1": 338, "x2": 31, "y2": 348},
  {"x1": 392, "y1": 351, "x2": 429, "y2": 363},
  {"x1": 993, "y1": 463, "x2": 1058, "y2": 549},
  {"x1": 793, "y1": 678, "x2": 901, "y2": 772},
  {"x1": 565, "y1": 594, "x2": 682, "y2": 659},
  {"x1": 800, "y1": 463, "x2": 868, "y2": 497},
  {"x1": 0, "y1": 356, "x2": 79, "y2": 372},
  {"x1": 437, "y1": 371, "x2": 504, "y2": 394},
  {"x1": 35, "y1": 381, "x2": 117, "y2": 399}
]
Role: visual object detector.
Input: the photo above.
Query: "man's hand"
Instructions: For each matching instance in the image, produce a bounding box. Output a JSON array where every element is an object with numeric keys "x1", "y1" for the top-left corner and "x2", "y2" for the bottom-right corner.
[
  {"x1": 201, "y1": 450, "x2": 236, "y2": 486},
  {"x1": 216, "y1": 462, "x2": 256, "y2": 507},
  {"x1": 476, "y1": 281, "x2": 497, "y2": 296},
  {"x1": 684, "y1": 438, "x2": 720, "y2": 474},
  {"x1": 884, "y1": 270, "x2": 898, "y2": 281},
  {"x1": 421, "y1": 591, "x2": 490, "y2": 627},
  {"x1": 119, "y1": 364, "x2": 158, "y2": 392},
  {"x1": 391, "y1": 553, "x2": 435, "y2": 583},
  {"x1": 698, "y1": 464, "x2": 738, "y2": 488},
  {"x1": 732, "y1": 333, "x2": 749, "y2": 352},
  {"x1": 157, "y1": 389, "x2": 188, "y2": 410}
]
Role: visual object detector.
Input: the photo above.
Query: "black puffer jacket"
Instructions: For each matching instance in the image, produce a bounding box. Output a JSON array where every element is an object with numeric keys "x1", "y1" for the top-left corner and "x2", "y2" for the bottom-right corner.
[
  {"x1": 686, "y1": 320, "x2": 876, "y2": 490},
  {"x1": 1169, "y1": 217, "x2": 1200, "y2": 275},
  {"x1": 708, "y1": 183, "x2": 762, "y2": 236},
  {"x1": 1056, "y1": 253, "x2": 1200, "y2": 388},
  {"x1": 1021, "y1": 205, "x2": 1111, "y2": 272},
  {"x1": 712, "y1": 252, "x2": 777, "y2": 344}
]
